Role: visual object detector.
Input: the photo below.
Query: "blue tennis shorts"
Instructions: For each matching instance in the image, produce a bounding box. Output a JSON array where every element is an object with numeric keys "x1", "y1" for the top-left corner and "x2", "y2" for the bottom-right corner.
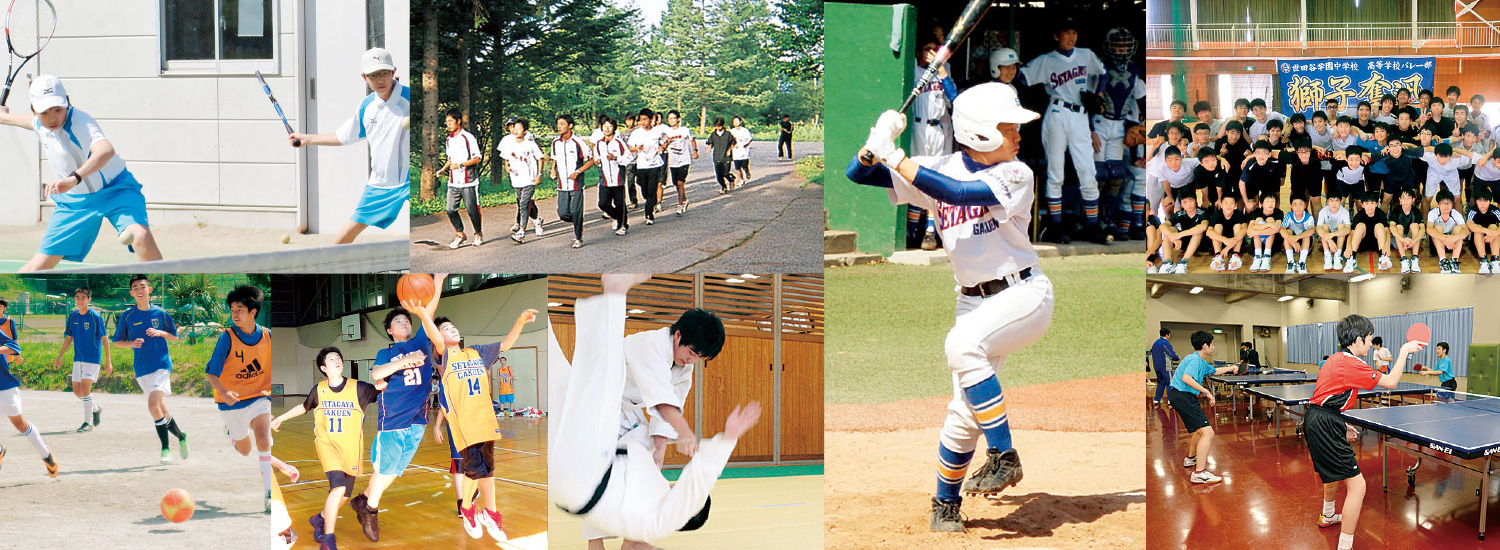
[
  {"x1": 371, "y1": 424, "x2": 425, "y2": 476},
  {"x1": 495, "y1": 394, "x2": 515, "y2": 404},
  {"x1": 41, "y1": 175, "x2": 149, "y2": 262},
  {"x1": 351, "y1": 184, "x2": 410, "y2": 230}
]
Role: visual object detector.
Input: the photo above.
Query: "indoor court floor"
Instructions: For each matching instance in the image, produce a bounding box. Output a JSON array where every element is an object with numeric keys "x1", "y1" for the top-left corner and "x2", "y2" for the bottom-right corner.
[
  {"x1": 547, "y1": 466, "x2": 824, "y2": 550},
  {"x1": 1147, "y1": 384, "x2": 1497, "y2": 549},
  {"x1": 271, "y1": 395, "x2": 547, "y2": 549}
]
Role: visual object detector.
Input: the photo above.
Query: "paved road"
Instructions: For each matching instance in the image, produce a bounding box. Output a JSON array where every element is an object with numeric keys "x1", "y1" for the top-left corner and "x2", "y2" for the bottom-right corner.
[{"x1": 410, "y1": 141, "x2": 824, "y2": 274}]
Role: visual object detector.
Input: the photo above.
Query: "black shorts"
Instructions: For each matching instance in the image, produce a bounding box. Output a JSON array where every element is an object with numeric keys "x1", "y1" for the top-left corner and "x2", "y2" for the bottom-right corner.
[
  {"x1": 670, "y1": 165, "x2": 690, "y2": 182},
  {"x1": 460, "y1": 441, "x2": 496, "y2": 480},
  {"x1": 1383, "y1": 177, "x2": 1415, "y2": 197},
  {"x1": 1305, "y1": 404, "x2": 1360, "y2": 483},
  {"x1": 1442, "y1": 378, "x2": 1458, "y2": 391},
  {"x1": 733, "y1": 159, "x2": 749, "y2": 170},
  {"x1": 326, "y1": 470, "x2": 356, "y2": 494},
  {"x1": 1475, "y1": 177, "x2": 1500, "y2": 201},
  {"x1": 1353, "y1": 220, "x2": 1384, "y2": 252},
  {"x1": 1168, "y1": 388, "x2": 1210, "y2": 432},
  {"x1": 1147, "y1": 215, "x2": 1162, "y2": 228}
]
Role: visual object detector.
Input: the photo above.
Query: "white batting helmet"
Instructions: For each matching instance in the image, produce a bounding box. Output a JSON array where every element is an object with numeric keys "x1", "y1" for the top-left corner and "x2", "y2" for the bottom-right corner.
[
  {"x1": 989, "y1": 48, "x2": 1019, "y2": 79},
  {"x1": 952, "y1": 83, "x2": 1039, "y2": 152}
]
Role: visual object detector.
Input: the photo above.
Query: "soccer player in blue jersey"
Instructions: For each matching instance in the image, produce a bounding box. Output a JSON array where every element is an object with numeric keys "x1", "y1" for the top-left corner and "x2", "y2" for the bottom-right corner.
[
  {"x1": 0, "y1": 330, "x2": 58, "y2": 478},
  {"x1": 53, "y1": 287, "x2": 111, "y2": 432},
  {"x1": 348, "y1": 274, "x2": 447, "y2": 542},
  {"x1": 112, "y1": 275, "x2": 187, "y2": 462}
]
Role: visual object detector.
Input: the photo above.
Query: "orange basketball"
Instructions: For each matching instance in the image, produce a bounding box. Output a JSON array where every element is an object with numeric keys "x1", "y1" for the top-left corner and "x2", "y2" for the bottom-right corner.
[
  {"x1": 397, "y1": 274, "x2": 436, "y2": 308},
  {"x1": 161, "y1": 488, "x2": 194, "y2": 523}
]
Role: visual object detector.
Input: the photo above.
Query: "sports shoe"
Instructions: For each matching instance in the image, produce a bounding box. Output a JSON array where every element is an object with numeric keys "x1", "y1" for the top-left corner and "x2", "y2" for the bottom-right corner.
[
  {"x1": 1227, "y1": 254, "x2": 1243, "y2": 271},
  {"x1": 1176, "y1": 260, "x2": 1189, "y2": 273},
  {"x1": 1323, "y1": 254, "x2": 1334, "y2": 271},
  {"x1": 616, "y1": 227, "x2": 627, "y2": 236},
  {"x1": 1318, "y1": 513, "x2": 1343, "y2": 528},
  {"x1": 461, "y1": 506, "x2": 482, "y2": 539},
  {"x1": 320, "y1": 533, "x2": 338, "y2": 550},
  {"x1": 310, "y1": 513, "x2": 327, "y2": 543},
  {"x1": 677, "y1": 202, "x2": 687, "y2": 216},
  {"x1": 92, "y1": 404, "x2": 101, "y2": 426},
  {"x1": 1378, "y1": 255, "x2": 1392, "y2": 271},
  {"x1": 929, "y1": 497, "x2": 966, "y2": 533},
  {"x1": 1183, "y1": 456, "x2": 1197, "y2": 468},
  {"x1": 961, "y1": 448, "x2": 1023, "y2": 495},
  {"x1": 510, "y1": 231, "x2": 525, "y2": 244},
  {"x1": 534, "y1": 218, "x2": 544, "y2": 236},
  {"x1": 351, "y1": 494, "x2": 380, "y2": 542},
  {"x1": 1287, "y1": 260, "x2": 1296, "y2": 273},
  {"x1": 1343, "y1": 255, "x2": 1357, "y2": 273},
  {"x1": 1158, "y1": 261, "x2": 1174, "y2": 274},
  {"x1": 1255, "y1": 254, "x2": 1267, "y2": 271},
  {"x1": 572, "y1": 239, "x2": 583, "y2": 249},
  {"x1": 1411, "y1": 257, "x2": 1422, "y2": 273},
  {"x1": 645, "y1": 217, "x2": 655, "y2": 225},
  {"x1": 43, "y1": 454, "x2": 57, "y2": 478},
  {"x1": 1039, "y1": 225, "x2": 1071, "y2": 244},
  {"x1": 448, "y1": 236, "x2": 464, "y2": 249},
  {"x1": 510, "y1": 223, "x2": 519, "y2": 233},
  {"x1": 265, "y1": 490, "x2": 272, "y2": 513},
  {"x1": 472, "y1": 235, "x2": 483, "y2": 247},
  {"x1": 1298, "y1": 261, "x2": 1308, "y2": 274},
  {"x1": 1400, "y1": 257, "x2": 1411, "y2": 273},
  {"x1": 612, "y1": 220, "x2": 620, "y2": 231},
  {"x1": 1146, "y1": 264, "x2": 1157, "y2": 274},
  {"x1": 179, "y1": 434, "x2": 190, "y2": 459},
  {"x1": 480, "y1": 509, "x2": 508, "y2": 542},
  {"x1": 1333, "y1": 254, "x2": 1344, "y2": 270},
  {"x1": 160, "y1": 449, "x2": 173, "y2": 463},
  {"x1": 1189, "y1": 470, "x2": 1222, "y2": 484},
  {"x1": 1483, "y1": 261, "x2": 1493, "y2": 274},
  {"x1": 921, "y1": 233, "x2": 938, "y2": 251},
  {"x1": 1210, "y1": 256, "x2": 1226, "y2": 271},
  {"x1": 76, "y1": 422, "x2": 92, "y2": 433},
  {"x1": 1491, "y1": 259, "x2": 1500, "y2": 274}
]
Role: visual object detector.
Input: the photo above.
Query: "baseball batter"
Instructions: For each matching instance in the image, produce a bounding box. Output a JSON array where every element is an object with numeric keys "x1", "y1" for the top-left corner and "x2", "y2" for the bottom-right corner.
[
  {"x1": 845, "y1": 83, "x2": 1055, "y2": 533},
  {"x1": 550, "y1": 275, "x2": 761, "y2": 547},
  {"x1": 1018, "y1": 17, "x2": 1106, "y2": 242},
  {"x1": 1094, "y1": 27, "x2": 1147, "y2": 240}
]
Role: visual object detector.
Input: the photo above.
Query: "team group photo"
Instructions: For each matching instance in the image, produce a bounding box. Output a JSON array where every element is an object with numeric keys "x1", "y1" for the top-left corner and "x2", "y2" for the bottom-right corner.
[{"x1": 406, "y1": 0, "x2": 824, "y2": 274}]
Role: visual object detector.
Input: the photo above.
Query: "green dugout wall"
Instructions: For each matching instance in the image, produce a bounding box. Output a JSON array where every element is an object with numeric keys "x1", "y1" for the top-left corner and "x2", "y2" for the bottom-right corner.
[{"x1": 824, "y1": 2, "x2": 915, "y2": 256}]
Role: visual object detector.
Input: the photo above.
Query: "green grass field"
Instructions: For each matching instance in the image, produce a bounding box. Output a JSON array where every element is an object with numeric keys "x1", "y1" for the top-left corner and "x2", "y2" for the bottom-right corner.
[{"x1": 827, "y1": 254, "x2": 1142, "y2": 404}]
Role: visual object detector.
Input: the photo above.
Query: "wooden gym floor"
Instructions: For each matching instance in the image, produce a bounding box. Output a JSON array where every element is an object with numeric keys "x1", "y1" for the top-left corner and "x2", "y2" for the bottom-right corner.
[{"x1": 270, "y1": 395, "x2": 547, "y2": 549}]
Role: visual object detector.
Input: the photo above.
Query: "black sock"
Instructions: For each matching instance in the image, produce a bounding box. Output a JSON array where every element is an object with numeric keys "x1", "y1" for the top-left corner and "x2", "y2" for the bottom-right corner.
[
  {"x1": 154, "y1": 422, "x2": 170, "y2": 450},
  {"x1": 166, "y1": 417, "x2": 186, "y2": 440}
]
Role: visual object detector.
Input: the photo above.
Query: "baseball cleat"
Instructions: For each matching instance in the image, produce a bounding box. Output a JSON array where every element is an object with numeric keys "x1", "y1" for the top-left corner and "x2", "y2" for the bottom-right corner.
[
  {"x1": 929, "y1": 497, "x2": 966, "y2": 533},
  {"x1": 92, "y1": 404, "x2": 101, "y2": 426},
  {"x1": 921, "y1": 233, "x2": 938, "y2": 251},
  {"x1": 43, "y1": 454, "x2": 57, "y2": 478},
  {"x1": 962, "y1": 448, "x2": 1023, "y2": 495}
]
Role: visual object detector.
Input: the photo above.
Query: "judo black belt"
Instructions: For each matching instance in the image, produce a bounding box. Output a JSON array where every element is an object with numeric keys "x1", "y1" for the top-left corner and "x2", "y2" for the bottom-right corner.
[{"x1": 557, "y1": 448, "x2": 629, "y2": 515}]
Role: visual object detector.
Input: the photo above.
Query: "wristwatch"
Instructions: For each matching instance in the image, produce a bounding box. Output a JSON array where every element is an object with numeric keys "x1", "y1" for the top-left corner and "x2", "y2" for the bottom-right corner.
[{"x1": 68, "y1": 170, "x2": 82, "y2": 183}]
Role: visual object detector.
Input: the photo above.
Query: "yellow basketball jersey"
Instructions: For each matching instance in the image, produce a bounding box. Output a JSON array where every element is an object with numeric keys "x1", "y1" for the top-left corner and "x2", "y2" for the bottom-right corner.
[
  {"x1": 441, "y1": 346, "x2": 502, "y2": 449},
  {"x1": 496, "y1": 363, "x2": 514, "y2": 395},
  {"x1": 214, "y1": 326, "x2": 272, "y2": 405},
  {"x1": 314, "y1": 379, "x2": 365, "y2": 475}
]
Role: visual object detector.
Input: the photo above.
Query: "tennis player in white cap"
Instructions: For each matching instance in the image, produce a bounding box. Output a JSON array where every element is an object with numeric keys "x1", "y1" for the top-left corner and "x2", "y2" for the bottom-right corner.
[
  {"x1": 289, "y1": 48, "x2": 411, "y2": 244},
  {"x1": 0, "y1": 74, "x2": 164, "y2": 270}
]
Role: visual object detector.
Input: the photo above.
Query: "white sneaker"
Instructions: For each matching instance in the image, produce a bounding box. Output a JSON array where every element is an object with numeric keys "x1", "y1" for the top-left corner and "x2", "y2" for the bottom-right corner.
[
  {"x1": 1378, "y1": 255, "x2": 1392, "y2": 271},
  {"x1": 1227, "y1": 255, "x2": 1243, "y2": 271},
  {"x1": 479, "y1": 510, "x2": 508, "y2": 542},
  {"x1": 677, "y1": 202, "x2": 687, "y2": 216},
  {"x1": 1333, "y1": 254, "x2": 1344, "y2": 270},
  {"x1": 1400, "y1": 257, "x2": 1411, "y2": 273},
  {"x1": 510, "y1": 231, "x2": 525, "y2": 244},
  {"x1": 461, "y1": 507, "x2": 483, "y2": 539},
  {"x1": 612, "y1": 220, "x2": 620, "y2": 231},
  {"x1": 616, "y1": 227, "x2": 627, "y2": 236},
  {"x1": 1158, "y1": 261, "x2": 1174, "y2": 274},
  {"x1": 448, "y1": 236, "x2": 464, "y2": 249},
  {"x1": 1412, "y1": 258, "x2": 1422, "y2": 273},
  {"x1": 1176, "y1": 260, "x2": 1189, "y2": 273},
  {"x1": 1483, "y1": 261, "x2": 1493, "y2": 274},
  {"x1": 534, "y1": 218, "x2": 544, "y2": 235},
  {"x1": 1183, "y1": 456, "x2": 1196, "y2": 468},
  {"x1": 1189, "y1": 470, "x2": 1223, "y2": 484},
  {"x1": 1343, "y1": 255, "x2": 1357, "y2": 273},
  {"x1": 1298, "y1": 261, "x2": 1309, "y2": 274},
  {"x1": 472, "y1": 235, "x2": 483, "y2": 247},
  {"x1": 1210, "y1": 256, "x2": 1226, "y2": 271},
  {"x1": 510, "y1": 223, "x2": 520, "y2": 233},
  {"x1": 1286, "y1": 260, "x2": 1295, "y2": 273},
  {"x1": 1318, "y1": 513, "x2": 1343, "y2": 528},
  {"x1": 1147, "y1": 264, "x2": 1158, "y2": 274},
  {"x1": 1324, "y1": 254, "x2": 1334, "y2": 271},
  {"x1": 1491, "y1": 259, "x2": 1500, "y2": 273}
]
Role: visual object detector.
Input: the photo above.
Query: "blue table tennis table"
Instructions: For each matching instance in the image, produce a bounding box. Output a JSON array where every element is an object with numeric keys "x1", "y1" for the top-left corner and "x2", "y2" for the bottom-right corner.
[
  {"x1": 1343, "y1": 396, "x2": 1500, "y2": 540},
  {"x1": 1242, "y1": 382, "x2": 1441, "y2": 438},
  {"x1": 1206, "y1": 372, "x2": 1315, "y2": 419}
]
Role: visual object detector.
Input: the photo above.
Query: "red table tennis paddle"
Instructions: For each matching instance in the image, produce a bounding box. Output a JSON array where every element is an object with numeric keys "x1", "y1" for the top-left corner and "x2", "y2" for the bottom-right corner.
[
  {"x1": 1413, "y1": 363, "x2": 1423, "y2": 372},
  {"x1": 1406, "y1": 322, "x2": 1430, "y2": 346}
]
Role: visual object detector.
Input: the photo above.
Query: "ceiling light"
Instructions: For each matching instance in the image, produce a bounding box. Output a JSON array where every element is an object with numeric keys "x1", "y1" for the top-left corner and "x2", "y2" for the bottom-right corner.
[
  {"x1": 1189, "y1": 287, "x2": 1204, "y2": 294},
  {"x1": 1278, "y1": 295, "x2": 1294, "y2": 302},
  {"x1": 547, "y1": 302, "x2": 562, "y2": 307}
]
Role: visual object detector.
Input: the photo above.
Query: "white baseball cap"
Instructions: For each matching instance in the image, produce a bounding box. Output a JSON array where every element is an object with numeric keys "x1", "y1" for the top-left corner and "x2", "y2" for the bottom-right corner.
[
  {"x1": 29, "y1": 74, "x2": 68, "y2": 112},
  {"x1": 361, "y1": 48, "x2": 396, "y2": 75}
]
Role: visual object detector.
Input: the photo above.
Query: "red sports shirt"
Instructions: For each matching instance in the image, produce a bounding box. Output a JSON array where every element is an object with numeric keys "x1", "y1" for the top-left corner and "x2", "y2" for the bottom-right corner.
[{"x1": 1311, "y1": 351, "x2": 1382, "y2": 411}]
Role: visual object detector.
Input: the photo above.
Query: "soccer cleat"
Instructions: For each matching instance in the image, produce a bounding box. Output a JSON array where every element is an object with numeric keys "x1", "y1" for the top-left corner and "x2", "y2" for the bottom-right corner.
[
  {"x1": 1228, "y1": 254, "x2": 1243, "y2": 271},
  {"x1": 1210, "y1": 256, "x2": 1226, "y2": 271},
  {"x1": 962, "y1": 448, "x2": 1023, "y2": 495},
  {"x1": 179, "y1": 434, "x2": 190, "y2": 459},
  {"x1": 480, "y1": 509, "x2": 508, "y2": 542},
  {"x1": 1318, "y1": 513, "x2": 1343, "y2": 528},
  {"x1": 351, "y1": 494, "x2": 380, "y2": 542},
  {"x1": 572, "y1": 239, "x2": 583, "y2": 249},
  {"x1": 310, "y1": 513, "x2": 327, "y2": 543},
  {"x1": 76, "y1": 422, "x2": 92, "y2": 433},
  {"x1": 160, "y1": 449, "x2": 173, "y2": 463},
  {"x1": 43, "y1": 454, "x2": 57, "y2": 478},
  {"x1": 1343, "y1": 256, "x2": 1357, "y2": 273},
  {"x1": 921, "y1": 233, "x2": 938, "y2": 251},
  {"x1": 448, "y1": 236, "x2": 464, "y2": 249},
  {"x1": 1183, "y1": 456, "x2": 1197, "y2": 468},
  {"x1": 93, "y1": 405, "x2": 101, "y2": 426},
  {"x1": 1189, "y1": 470, "x2": 1223, "y2": 484},
  {"x1": 929, "y1": 497, "x2": 966, "y2": 533},
  {"x1": 1400, "y1": 257, "x2": 1411, "y2": 273},
  {"x1": 461, "y1": 506, "x2": 483, "y2": 539}
]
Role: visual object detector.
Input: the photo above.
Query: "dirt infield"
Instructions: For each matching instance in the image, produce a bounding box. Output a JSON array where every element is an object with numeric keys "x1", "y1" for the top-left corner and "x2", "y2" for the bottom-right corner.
[{"x1": 825, "y1": 373, "x2": 1148, "y2": 549}]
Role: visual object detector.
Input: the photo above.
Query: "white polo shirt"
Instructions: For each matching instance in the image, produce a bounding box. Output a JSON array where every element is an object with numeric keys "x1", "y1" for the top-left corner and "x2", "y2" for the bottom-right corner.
[
  {"x1": 629, "y1": 125, "x2": 666, "y2": 169},
  {"x1": 336, "y1": 81, "x2": 411, "y2": 189},
  {"x1": 1428, "y1": 207, "x2": 1465, "y2": 234},
  {"x1": 496, "y1": 135, "x2": 543, "y2": 188},
  {"x1": 444, "y1": 129, "x2": 482, "y2": 188},
  {"x1": 32, "y1": 107, "x2": 131, "y2": 194},
  {"x1": 663, "y1": 126, "x2": 694, "y2": 168}
]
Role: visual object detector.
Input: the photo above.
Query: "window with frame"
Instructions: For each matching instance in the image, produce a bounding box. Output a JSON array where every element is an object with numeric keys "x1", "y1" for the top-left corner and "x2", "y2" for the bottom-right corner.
[{"x1": 161, "y1": 0, "x2": 279, "y2": 74}]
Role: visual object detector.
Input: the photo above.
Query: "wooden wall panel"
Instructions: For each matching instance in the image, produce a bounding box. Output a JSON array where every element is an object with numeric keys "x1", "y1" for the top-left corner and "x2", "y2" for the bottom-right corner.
[{"x1": 781, "y1": 339, "x2": 825, "y2": 461}]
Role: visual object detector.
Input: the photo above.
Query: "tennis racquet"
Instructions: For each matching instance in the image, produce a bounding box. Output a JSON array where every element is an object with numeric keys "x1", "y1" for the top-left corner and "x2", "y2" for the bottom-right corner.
[
  {"x1": 254, "y1": 70, "x2": 300, "y2": 147},
  {"x1": 1, "y1": 0, "x2": 55, "y2": 106}
]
